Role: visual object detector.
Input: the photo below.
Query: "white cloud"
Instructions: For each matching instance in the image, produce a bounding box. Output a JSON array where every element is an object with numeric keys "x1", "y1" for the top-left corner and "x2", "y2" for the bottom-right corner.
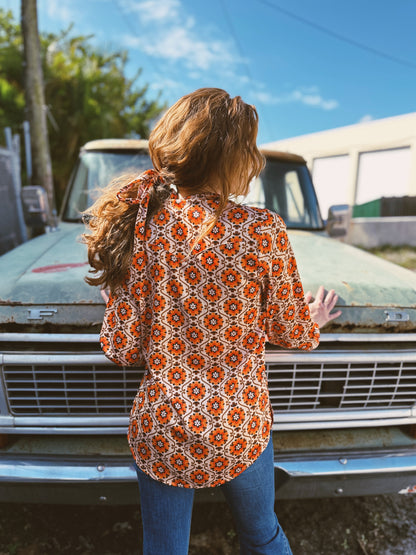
[
  {"x1": 40, "y1": 0, "x2": 76, "y2": 25},
  {"x1": 120, "y1": 0, "x2": 181, "y2": 23},
  {"x1": 359, "y1": 114, "x2": 373, "y2": 123},
  {"x1": 250, "y1": 86, "x2": 339, "y2": 111},
  {"x1": 119, "y1": 0, "x2": 238, "y2": 72},
  {"x1": 148, "y1": 77, "x2": 183, "y2": 92},
  {"x1": 292, "y1": 90, "x2": 339, "y2": 110},
  {"x1": 250, "y1": 90, "x2": 278, "y2": 105},
  {"x1": 134, "y1": 28, "x2": 233, "y2": 70}
]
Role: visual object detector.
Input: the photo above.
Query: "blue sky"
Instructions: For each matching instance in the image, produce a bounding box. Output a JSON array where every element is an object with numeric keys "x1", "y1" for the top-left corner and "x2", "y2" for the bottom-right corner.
[{"x1": 3, "y1": 0, "x2": 416, "y2": 144}]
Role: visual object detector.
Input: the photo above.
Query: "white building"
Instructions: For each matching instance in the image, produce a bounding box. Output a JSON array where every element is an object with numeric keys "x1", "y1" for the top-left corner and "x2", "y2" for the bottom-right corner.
[{"x1": 263, "y1": 112, "x2": 416, "y2": 219}]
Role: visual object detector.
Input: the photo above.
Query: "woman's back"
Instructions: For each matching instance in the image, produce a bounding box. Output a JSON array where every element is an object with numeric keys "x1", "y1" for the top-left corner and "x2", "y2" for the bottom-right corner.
[{"x1": 101, "y1": 186, "x2": 319, "y2": 488}]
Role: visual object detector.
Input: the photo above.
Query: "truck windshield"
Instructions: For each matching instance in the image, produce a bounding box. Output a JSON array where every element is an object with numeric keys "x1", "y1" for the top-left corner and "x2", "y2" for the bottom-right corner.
[
  {"x1": 243, "y1": 159, "x2": 323, "y2": 229},
  {"x1": 63, "y1": 150, "x2": 152, "y2": 221},
  {"x1": 63, "y1": 151, "x2": 323, "y2": 229}
]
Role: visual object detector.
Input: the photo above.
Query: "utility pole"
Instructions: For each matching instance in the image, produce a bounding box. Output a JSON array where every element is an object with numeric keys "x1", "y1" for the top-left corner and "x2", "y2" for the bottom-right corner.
[{"x1": 21, "y1": 0, "x2": 55, "y2": 226}]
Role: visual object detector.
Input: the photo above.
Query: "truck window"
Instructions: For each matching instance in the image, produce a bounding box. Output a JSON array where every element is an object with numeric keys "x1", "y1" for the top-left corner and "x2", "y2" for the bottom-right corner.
[
  {"x1": 63, "y1": 150, "x2": 152, "y2": 221},
  {"x1": 63, "y1": 151, "x2": 323, "y2": 230},
  {"x1": 244, "y1": 160, "x2": 323, "y2": 229}
]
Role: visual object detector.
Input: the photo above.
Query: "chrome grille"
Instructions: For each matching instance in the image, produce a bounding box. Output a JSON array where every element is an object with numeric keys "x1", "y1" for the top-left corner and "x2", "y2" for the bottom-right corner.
[
  {"x1": 268, "y1": 360, "x2": 416, "y2": 410},
  {"x1": 2, "y1": 350, "x2": 416, "y2": 417},
  {"x1": 4, "y1": 360, "x2": 143, "y2": 416}
]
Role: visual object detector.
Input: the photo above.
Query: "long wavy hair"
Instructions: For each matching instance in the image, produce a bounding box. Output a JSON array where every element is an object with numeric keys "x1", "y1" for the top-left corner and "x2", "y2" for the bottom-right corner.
[{"x1": 83, "y1": 88, "x2": 265, "y2": 291}]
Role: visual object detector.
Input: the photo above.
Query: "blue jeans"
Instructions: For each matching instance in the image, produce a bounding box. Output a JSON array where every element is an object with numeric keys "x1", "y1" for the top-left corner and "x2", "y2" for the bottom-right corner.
[{"x1": 134, "y1": 436, "x2": 292, "y2": 555}]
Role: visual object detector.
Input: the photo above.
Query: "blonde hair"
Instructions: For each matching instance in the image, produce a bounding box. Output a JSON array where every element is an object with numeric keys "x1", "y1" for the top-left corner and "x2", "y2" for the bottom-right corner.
[
  {"x1": 150, "y1": 87, "x2": 264, "y2": 197},
  {"x1": 83, "y1": 88, "x2": 265, "y2": 291}
]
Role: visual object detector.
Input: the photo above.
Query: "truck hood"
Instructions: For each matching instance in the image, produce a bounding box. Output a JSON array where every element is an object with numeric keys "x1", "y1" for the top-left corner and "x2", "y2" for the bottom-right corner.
[
  {"x1": 0, "y1": 223, "x2": 104, "y2": 331},
  {"x1": 0, "y1": 224, "x2": 415, "y2": 332},
  {"x1": 290, "y1": 230, "x2": 416, "y2": 308},
  {"x1": 290, "y1": 230, "x2": 416, "y2": 332},
  {"x1": 0, "y1": 223, "x2": 95, "y2": 304}
]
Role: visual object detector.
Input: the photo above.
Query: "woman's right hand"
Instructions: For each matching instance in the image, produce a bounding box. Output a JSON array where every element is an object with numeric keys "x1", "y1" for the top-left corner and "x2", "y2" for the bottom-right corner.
[{"x1": 305, "y1": 286, "x2": 342, "y2": 329}]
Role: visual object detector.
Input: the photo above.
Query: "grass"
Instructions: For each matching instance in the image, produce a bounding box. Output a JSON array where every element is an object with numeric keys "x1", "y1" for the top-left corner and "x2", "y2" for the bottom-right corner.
[{"x1": 362, "y1": 245, "x2": 416, "y2": 271}]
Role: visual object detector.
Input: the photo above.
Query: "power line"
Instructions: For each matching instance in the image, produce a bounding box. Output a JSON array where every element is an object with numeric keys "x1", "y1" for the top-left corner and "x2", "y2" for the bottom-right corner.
[
  {"x1": 113, "y1": 0, "x2": 165, "y2": 78},
  {"x1": 255, "y1": 0, "x2": 416, "y2": 70},
  {"x1": 219, "y1": 0, "x2": 274, "y2": 140},
  {"x1": 219, "y1": 0, "x2": 255, "y2": 83}
]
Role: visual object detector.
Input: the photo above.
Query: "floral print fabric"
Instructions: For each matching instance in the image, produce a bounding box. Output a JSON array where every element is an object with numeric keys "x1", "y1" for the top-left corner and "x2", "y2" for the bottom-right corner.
[{"x1": 100, "y1": 172, "x2": 320, "y2": 488}]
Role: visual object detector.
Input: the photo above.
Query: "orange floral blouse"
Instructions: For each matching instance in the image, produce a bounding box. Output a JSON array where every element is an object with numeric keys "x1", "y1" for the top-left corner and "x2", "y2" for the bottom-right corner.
[{"x1": 100, "y1": 171, "x2": 320, "y2": 488}]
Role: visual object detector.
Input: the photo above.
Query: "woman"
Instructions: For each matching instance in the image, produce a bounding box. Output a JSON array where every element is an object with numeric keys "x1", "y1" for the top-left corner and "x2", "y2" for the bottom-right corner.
[{"x1": 83, "y1": 88, "x2": 340, "y2": 554}]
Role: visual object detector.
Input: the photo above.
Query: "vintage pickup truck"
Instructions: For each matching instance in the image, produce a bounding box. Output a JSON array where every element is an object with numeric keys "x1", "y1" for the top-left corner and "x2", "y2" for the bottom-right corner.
[{"x1": 0, "y1": 139, "x2": 415, "y2": 504}]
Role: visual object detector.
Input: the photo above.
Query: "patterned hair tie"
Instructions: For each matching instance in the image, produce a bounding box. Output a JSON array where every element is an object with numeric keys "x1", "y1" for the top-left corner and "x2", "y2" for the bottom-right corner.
[{"x1": 117, "y1": 169, "x2": 163, "y2": 205}]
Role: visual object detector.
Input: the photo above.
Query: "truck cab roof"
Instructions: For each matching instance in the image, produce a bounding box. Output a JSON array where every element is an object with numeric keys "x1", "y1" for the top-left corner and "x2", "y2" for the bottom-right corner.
[{"x1": 82, "y1": 138, "x2": 307, "y2": 165}]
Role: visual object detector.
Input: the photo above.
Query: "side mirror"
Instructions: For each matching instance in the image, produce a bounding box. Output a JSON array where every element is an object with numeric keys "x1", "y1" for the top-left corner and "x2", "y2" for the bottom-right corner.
[
  {"x1": 326, "y1": 204, "x2": 351, "y2": 237},
  {"x1": 21, "y1": 186, "x2": 49, "y2": 231}
]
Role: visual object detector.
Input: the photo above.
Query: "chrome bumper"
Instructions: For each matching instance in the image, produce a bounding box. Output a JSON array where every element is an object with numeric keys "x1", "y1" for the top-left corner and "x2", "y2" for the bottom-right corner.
[
  {"x1": 274, "y1": 447, "x2": 416, "y2": 499},
  {"x1": 1, "y1": 447, "x2": 416, "y2": 504}
]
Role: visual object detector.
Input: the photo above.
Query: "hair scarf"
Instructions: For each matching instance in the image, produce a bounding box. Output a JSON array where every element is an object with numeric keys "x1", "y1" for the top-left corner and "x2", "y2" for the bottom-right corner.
[
  {"x1": 116, "y1": 168, "x2": 208, "y2": 258},
  {"x1": 116, "y1": 169, "x2": 174, "y2": 232},
  {"x1": 116, "y1": 168, "x2": 162, "y2": 206}
]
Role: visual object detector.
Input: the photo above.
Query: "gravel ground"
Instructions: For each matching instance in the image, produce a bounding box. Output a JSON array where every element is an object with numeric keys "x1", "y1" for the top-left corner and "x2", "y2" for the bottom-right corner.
[{"x1": 1, "y1": 493, "x2": 416, "y2": 554}]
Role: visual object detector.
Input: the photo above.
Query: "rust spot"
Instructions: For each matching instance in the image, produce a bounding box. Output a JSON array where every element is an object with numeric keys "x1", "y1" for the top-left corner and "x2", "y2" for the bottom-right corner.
[
  {"x1": 274, "y1": 427, "x2": 413, "y2": 452},
  {"x1": 323, "y1": 320, "x2": 416, "y2": 333},
  {"x1": 32, "y1": 263, "x2": 88, "y2": 273},
  {"x1": 0, "y1": 322, "x2": 102, "y2": 333},
  {"x1": 0, "y1": 299, "x2": 24, "y2": 306}
]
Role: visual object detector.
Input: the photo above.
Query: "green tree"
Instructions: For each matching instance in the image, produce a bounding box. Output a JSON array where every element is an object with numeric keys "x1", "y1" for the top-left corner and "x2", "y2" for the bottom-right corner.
[
  {"x1": 0, "y1": 10, "x2": 25, "y2": 132},
  {"x1": 0, "y1": 9, "x2": 165, "y2": 207}
]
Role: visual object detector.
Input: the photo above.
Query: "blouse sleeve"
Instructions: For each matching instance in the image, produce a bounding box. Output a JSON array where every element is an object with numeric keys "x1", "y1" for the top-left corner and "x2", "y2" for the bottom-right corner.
[
  {"x1": 99, "y1": 279, "x2": 145, "y2": 367},
  {"x1": 262, "y1": 213, "x2": 320, "y2": 351}
]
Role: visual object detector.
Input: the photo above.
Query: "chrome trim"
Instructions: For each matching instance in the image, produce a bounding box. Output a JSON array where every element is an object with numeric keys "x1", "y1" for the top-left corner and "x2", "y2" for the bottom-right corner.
[
  {"x1": 0, "y1": 458, "x2": 135, "y2": 482},
  {"x1": 3, "y1": 349, "x2": 416, "y2": 365},
  {"x1": 276, "y1": 407, "x2": 414, "y2": 422},
  {"x1": 266, "y1": 350, "x2": 416, "y2": 363},
  {"x1": 3, "y1": 416, "x2": 416, "y2": 435},
  {"x1": 11, "y1": 408, "x2": 413, "y2": 427},
  {"x1": 1, "y1": 332, "x2": 416, "y2": 343},
  {"x1": 4, "y1": 353, "x2": 106, "y2": 364},
  {"x1": 273, "y1": 416, "x2": 416, "y2": 431},
  {"x1": 319, "y1": 333, "x2": 416, "y2": 343},
  {"x1": 14, "y1": 416, "x2": 128, "y2": 427},
  {"x1": 0, "y1": 448, "x2": 415, "y2": 483},
  {"x1": 0, "y1": 376, "x2": 10, "y2": 417},
  {"x1": 4, "y1": 411, "x2": 416, "y2": 434},
  {"x1": 275, "y1": 450, "x2": 416, "y2": 477},
  {"x1": 0, "y1": 416, "x2": 13, "y2": 427},
  {"x1": 384, "y1": 310, "x2": 410, "y2": 322},
  {"x1": 0, "y1": 333, "x2": 99, "y2": 343},
  {"x1": 0, "y1": 426, "x2": 126, "y2": 434}
]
